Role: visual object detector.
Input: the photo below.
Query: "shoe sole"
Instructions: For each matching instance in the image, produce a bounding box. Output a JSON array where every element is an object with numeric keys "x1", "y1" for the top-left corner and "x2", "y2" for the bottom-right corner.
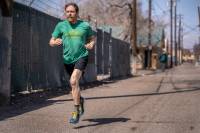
[
  {"x1": 69, "y1": 120, "x2": 79, "y2": 124},
  {"x1": 69, "y1": 116, "x2": 80, "y2": 124}
]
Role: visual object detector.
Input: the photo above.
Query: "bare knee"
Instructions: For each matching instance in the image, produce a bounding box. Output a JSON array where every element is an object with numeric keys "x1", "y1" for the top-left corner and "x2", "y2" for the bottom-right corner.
[
  {"x1": 70, "y1": 69, "x2": 82, "y2": 87},
  {"x1": 70, "y1": 78, "x2": 78, "y2": 88}
]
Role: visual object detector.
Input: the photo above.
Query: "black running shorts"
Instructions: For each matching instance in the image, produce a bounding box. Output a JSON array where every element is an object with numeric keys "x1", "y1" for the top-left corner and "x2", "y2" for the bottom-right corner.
[{"x1": 64, "y1": 56, "x2": 88, "y2": 76}]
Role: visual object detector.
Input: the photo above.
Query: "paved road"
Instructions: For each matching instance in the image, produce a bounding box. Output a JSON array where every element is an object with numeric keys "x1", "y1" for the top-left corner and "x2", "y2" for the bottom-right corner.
[{"x1": 0, "y1": 63, "x2": 200, "y2": 133}]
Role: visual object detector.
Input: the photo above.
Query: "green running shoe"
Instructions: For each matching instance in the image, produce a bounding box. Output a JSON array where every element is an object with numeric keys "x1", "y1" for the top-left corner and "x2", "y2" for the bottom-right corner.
[{"x1": 69, "y1": 111, "x2": 79, "y2": 124}]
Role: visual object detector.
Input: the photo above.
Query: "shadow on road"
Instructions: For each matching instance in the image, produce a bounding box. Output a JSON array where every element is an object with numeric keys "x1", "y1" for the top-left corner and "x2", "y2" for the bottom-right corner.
[
  {"x1": 1, "y1": 73, "x2": 200, "y2": 122},
  {"x1": 1, "y1": 86, "x2": 200, "y2": 121},
  {"x1": 83, "y1": 86, "x2": 200, "y2": 101},
  {"x1": 74, "y1": 117, "x2": 130, "y2": 129},
  {"x1": 0, "y1": 76, "x2": 132, "y2": 121}
]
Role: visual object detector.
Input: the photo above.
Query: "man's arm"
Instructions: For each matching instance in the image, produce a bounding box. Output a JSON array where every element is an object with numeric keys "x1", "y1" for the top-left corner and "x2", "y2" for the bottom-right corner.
[
  {"x1": 85, "y1": 36, "x2": 95, "y2": 50},
  {"x1": 49, "y1": 37, "x2": 62, "y2": 47}
]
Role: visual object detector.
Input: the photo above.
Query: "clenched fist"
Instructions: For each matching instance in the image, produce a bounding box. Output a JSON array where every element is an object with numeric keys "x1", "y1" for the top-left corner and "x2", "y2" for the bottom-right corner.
[{"x1": 49, "y1": 37, "x2": 62, "y2": 47}]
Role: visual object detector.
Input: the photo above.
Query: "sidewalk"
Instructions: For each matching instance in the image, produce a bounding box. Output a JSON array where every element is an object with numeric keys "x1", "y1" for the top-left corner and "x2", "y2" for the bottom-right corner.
[
  {"x1": 135, "y1": 69, "x2": 157, "y2": 76},
  {"x1": 0, "y1": 69, "x2": 160, "y2": 133},
  {"x1": 97, "y1": 69, "x2": 158, "y2": 81},
  {"x1": 0, "y1": 69, "x2": 158, "y2": 111},
  {"x1": 1, "y1": 63, "x2": 198, "y2": 133}
]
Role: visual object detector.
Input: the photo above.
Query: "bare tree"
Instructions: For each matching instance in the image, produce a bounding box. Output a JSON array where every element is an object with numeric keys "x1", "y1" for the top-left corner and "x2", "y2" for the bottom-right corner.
[{"x1": 79, "y1": 0, "x2": 166, "y2": 73}]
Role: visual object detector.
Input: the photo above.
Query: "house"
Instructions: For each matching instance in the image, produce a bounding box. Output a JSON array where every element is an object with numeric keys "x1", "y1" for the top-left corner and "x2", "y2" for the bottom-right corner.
[
  {"x1": 136, "y1": 28, "x2": 165, "y2": 69},
  {"x1": 182, "y1": 49, "x2": 195, "y2": 63}
]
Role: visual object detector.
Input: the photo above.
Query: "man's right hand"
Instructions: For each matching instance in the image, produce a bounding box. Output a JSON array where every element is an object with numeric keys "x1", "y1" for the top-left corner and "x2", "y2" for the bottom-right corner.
[{"x1": 49, "y1": 37, "x2": 62, "y2": 47}]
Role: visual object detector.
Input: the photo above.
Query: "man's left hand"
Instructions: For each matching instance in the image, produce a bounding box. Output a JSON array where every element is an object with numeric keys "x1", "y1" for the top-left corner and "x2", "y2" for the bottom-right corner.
[
  {"x1": 85, "y1": 42, "x2": 94, "y2": 50},
  {"x1": 85, "y1": 36, "x2": 95, "y2": 50}
]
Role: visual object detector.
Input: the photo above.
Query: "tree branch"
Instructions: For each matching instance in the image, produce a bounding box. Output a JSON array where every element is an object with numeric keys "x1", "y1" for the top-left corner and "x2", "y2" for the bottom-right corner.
[{"x1": 108, "y1": 2, "x2": 132, "y2": 11}]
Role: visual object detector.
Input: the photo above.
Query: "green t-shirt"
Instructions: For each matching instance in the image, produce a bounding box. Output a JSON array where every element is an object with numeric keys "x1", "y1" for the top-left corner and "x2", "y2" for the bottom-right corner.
[{"x1": 52, "y1": 20, "x2": 94, "y2": 64}]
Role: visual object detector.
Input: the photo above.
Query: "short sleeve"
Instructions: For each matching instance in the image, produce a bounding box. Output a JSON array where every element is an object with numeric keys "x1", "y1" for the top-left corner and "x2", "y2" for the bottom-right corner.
[
  {"x1": 52, "y1": 23, "x2": 62, "y2": 38},
  {"x1": 86, "y1": 25, "x2": 94, "y2": 38}
]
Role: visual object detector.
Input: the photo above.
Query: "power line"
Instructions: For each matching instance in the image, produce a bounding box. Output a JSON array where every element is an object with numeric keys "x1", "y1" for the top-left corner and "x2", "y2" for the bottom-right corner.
[
  {"x1": 183, "y1": 22, "x2": 199, "y2": 30},
  {"x1": 154, "y1": 0, "x2": 168, "y2": 15},
  {"x1": 31, "y1": 1, "x2": 48, "y2": 12},
  {"x1": 183, "y1": 27, "x2": 199, "y2": 35},
  {"x1": 151, "y1": 1, "x2": 170, "y2": 25},
  {"x1": 37, "y1": 0, "x2": 63, "y2": 12},
  {"x1": 15, "y1": 0, "x2": 64, "y2": 18},
  {"x1": 152, "y1": 7, "x2": 169, "y2": 22},
  {"x1": 48, "y1": 0, "x2": 63, "y2": 7},
  {"x1": 152, "y1": 7, "x2": 160, "y2": 21},
  {"x1": 29, "y1": 0, "x2": 35, "y2": 6},
  {"x1": 182, "y1": 23, "x2": 199, "y2": 35}
]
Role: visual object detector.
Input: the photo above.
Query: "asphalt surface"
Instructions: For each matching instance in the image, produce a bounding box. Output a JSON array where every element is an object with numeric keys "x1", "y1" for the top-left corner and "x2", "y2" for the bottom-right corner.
[{"x1": 0, "y1": 63, "x2": 200, "y2": 133}]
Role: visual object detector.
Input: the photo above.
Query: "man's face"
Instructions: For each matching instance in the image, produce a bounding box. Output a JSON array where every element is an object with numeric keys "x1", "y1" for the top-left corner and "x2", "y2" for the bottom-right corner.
[{"x1": 65, "y1": 5, "x2": 77, "y2": 23}]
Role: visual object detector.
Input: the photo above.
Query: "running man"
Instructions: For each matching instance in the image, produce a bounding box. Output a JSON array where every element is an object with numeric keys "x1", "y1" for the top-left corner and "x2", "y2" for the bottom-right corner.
[{"x1": 49, "y1": 2, "x2": 95, "y2": 124}]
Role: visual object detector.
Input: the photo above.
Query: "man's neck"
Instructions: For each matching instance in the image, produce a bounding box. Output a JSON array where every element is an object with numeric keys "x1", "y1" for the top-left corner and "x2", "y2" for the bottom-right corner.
[{"x1": 69, "y1": 19, "x2": 77, "y2": 24}]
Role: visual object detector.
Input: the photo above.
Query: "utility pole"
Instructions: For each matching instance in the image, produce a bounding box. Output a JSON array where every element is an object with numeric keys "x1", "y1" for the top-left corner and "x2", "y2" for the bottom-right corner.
[
  {"x1": 178, "y1": 15, "x2": 182, "y2": 65},
  {"x1": 198, "y1": 6, "x2": 200, "y2": 62},
  {"x1": 166, "y1": 39, "x2": 169, "y2": 67},
  {"x1": 147, "y1": 0, "x2": 152, "y2": 69},
  {"x1": 170, "y1": 0, "x2": 173, "y2": 68},
  {"x1": 166, "y1": 39, "x2": 169, "y2": 54},
  {"x1": 131, "y1": 0, "x2": 137, "y2": 74},
  {"x1": 174, "y1": 0, "x2": 177, "y2": 66},
  {"x1": 180, "y1": 25, "x2": 184, "y2": 64},
  {"x1": 133, "y1": 0, "x2": 137, "y2": 54},
  {"x1": 198, "y1": 6, "x2": 200, "y2": 28},
  {"x1": 198, "y1": 6, "x2": 200, "y2": 45}
]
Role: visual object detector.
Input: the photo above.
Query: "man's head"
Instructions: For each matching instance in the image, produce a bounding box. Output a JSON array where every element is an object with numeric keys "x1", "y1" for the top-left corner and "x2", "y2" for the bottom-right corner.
[{"x1": 64, "y1": 3, "x2": 79, "y2": 23}]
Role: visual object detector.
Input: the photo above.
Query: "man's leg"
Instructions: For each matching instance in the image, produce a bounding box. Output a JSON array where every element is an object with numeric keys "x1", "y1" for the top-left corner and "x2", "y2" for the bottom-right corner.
[
  {"x1": 69, "y1": 69, "x2": 82, "y2": 124},
  {"x1": 70, "y1": 69, "x2": 82, "y2": 105},
  {"x1": 68, "y1": 56, "x2": 88, "y2": 124}
]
